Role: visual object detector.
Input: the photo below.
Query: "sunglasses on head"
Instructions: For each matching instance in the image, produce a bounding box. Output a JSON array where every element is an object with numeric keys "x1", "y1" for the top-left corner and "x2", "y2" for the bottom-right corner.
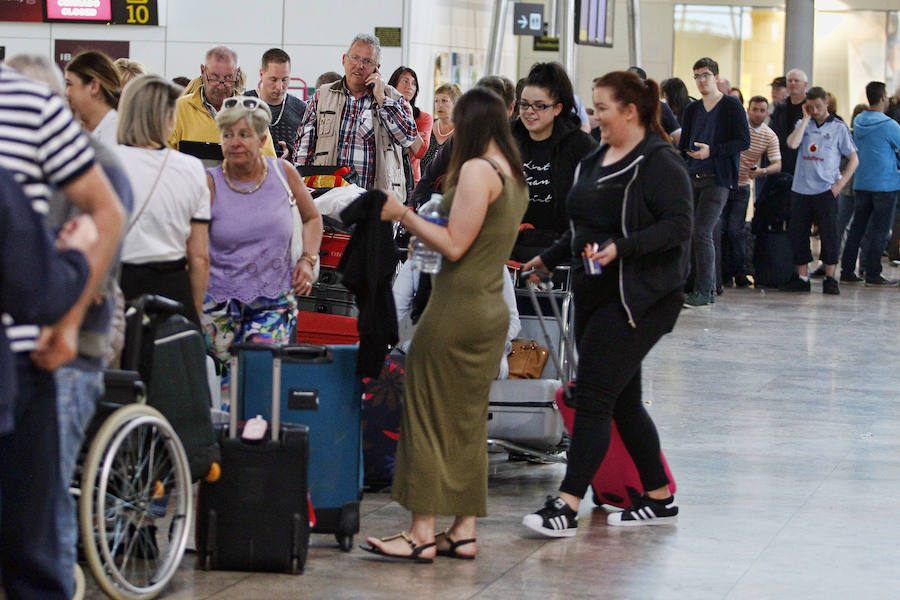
[{"x1": 222, "y1": 96, "x2": 263, "y2": 111}]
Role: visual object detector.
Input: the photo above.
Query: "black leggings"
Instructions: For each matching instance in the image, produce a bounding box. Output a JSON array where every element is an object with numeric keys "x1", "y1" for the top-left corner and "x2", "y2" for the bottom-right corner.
[{"x1": 559, "y1": 288, "x2": 682, "y2": 498}]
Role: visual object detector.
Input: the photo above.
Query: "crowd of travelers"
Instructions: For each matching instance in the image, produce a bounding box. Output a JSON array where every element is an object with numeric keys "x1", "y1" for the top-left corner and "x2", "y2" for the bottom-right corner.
[{"x1": 2, "y1": 29, "x2": 899, "y2": 595}]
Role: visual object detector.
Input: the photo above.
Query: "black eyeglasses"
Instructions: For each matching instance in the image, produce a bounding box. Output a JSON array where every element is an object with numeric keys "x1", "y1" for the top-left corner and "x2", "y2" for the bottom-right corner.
[
  {"x1": 518, "y1": 100, "x2": 559, "y2": 112},
  {"x1": 206, "y1": 72, "x2": 237, "y2": 86},
  {"x1": 222, "y1": 96, "x2": 263, "y2": 111}
]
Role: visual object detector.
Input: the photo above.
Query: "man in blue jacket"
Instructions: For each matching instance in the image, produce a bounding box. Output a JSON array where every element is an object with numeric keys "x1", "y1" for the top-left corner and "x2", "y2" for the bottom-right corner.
[{"x1": 839, "y1": 81, "x2": 900, "y2": 286}]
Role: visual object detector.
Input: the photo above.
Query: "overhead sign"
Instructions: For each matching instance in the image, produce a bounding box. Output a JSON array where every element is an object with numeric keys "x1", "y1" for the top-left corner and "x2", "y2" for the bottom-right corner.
[
  {"x1": 54, "y1": 39, "x2": 129, "y2": 72},
  {"x1": 575, "y1": 0, "x2": 614, "y2": 47},
  {"x1": 513, "y1": 3, "x2": 543, "y2": 36},
  {"x1": 44, "y1": 0, "x2": 112, "y2": 23},
  {"x1": 533, "y1": 36, "x2": 560, "y2": 52}
]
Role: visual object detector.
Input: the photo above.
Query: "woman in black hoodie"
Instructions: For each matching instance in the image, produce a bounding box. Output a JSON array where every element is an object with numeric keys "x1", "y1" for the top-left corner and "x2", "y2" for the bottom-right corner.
[
  {"x1": 521, "y1": 71, "x2": 692, "y2": 537},
  {"x1": 511, "y1": 62, "x2": 597, "y2": 261}
]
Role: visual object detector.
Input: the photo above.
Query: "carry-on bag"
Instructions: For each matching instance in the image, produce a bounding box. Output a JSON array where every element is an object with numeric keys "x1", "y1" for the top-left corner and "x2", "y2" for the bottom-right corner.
[
  {"x1": 522, "y1": 273, "x2": 676, "y2": 508},
  {"x1": 361, "y1": 353, "x2": 405, "y2": 488},
  {"x1": 196, "y1": 344, "x2": 310, "y2": 574},
  {"x1": 122, "y1": 294, "x2": 219, "y2": 481},
  {"x1": 233, "y1": 343, "x2": 363, "y2": 551}
]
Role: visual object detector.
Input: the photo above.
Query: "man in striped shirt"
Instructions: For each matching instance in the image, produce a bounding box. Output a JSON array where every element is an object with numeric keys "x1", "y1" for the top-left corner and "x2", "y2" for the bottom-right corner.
[
  {"x1": 0, "y1": 64, "x2": 123, "y2": 600},
  {"x1": 721, "y1": 95, "x2": 782, "y2": 287}
]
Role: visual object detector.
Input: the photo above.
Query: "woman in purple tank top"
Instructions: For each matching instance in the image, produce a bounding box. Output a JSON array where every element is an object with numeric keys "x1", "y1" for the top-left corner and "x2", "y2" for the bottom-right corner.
[{"x1": 202, "y1": 97, "x2": 322, "y2": 403}]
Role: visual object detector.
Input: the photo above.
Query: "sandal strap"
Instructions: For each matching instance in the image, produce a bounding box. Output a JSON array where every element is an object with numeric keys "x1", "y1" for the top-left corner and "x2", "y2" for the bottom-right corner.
[{"x1": 437, "y1": 529, "x2": 477, "y2": 550}]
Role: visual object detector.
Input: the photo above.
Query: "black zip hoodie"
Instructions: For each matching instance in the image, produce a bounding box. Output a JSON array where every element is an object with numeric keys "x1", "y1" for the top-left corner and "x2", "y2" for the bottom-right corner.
[{"x1": 541, "y1": 132, "x2": 692, "y2": 326}]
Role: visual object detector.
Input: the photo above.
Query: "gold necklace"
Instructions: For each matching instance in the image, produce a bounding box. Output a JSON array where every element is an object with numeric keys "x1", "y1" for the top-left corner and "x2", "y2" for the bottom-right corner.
[
  {"x1": 435, "y1": 120, "x2": 455, "y2": 137},
  {"x1": 222, "y1": 158, "x2": 268, "y2": 194}
]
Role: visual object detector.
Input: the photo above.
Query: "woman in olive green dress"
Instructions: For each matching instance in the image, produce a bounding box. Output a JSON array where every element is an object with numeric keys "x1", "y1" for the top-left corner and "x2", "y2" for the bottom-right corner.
[{"x1": 362, "y1": 87, "x2": 527, "y2": 562}]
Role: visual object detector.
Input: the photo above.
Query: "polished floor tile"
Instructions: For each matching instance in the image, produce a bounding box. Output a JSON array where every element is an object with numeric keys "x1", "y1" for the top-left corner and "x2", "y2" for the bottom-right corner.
[{"x1": 73, "y1": 279, "x2": 900, "y2": 599}]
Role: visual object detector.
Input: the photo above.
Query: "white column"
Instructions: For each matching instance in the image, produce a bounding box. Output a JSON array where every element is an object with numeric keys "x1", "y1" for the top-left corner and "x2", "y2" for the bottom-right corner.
[{"x1": 784, "y1": 0, "x2": 814, "y2": 80}]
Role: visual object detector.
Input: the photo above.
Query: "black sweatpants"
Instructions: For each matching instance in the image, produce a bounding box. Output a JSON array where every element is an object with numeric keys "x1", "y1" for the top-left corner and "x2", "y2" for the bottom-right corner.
[
  {"x1": 559, "y1": 287, "x2": 682, "y2": 498},
  {"x1": 788, "y1": 190, "x2": 840, "y2": 266}
]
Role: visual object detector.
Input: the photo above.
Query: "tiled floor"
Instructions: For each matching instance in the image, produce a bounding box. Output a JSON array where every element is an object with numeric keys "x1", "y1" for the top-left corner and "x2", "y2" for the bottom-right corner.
[{"x1": 79, "y1": 279, "x2": 900, "y2": 599}]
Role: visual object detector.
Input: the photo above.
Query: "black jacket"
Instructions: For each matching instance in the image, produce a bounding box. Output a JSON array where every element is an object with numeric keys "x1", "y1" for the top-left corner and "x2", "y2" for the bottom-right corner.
[
  {"x1": 337, "y1": 190, "x2": 398, "y2": 377},
  {"x1": 678, "y1": 94, "x2": 750, "y2": 189},
  {"x1": 1, "y1": 166, "x2": 89, "y2": 426},
  {"x1": 768, "y1": 97, "x2": 805, "y2": 175},
  {"x1": 512, "y1": 113, "x2": 598, "y2": 234},
  {"x1": 542, "y1": 133, "x2": 693, "y2": 326}
]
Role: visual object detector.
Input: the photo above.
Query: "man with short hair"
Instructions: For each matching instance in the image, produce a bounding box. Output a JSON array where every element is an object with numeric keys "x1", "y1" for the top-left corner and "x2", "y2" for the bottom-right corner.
[
  {"x1": 721, "y1": 95, "x2": 782, "y2": 287},
  {"x1": 294, "y1": 33, "x2": 416, "y2": 197},
  {"x1": 770, "y1": 76, "x2": 788, "y2": 106},
  {"x1": 783, "y1": 86, "x2": 858, "y2": 295},
  {"x1": 245, "y1": 48, "x2": 307, "y2": 160},
  {"x1": 839, "y1": 81, "x2": 900, "y2": 286},
  {"x1": 770, "y1": 69, "x2": 808, "y2": 175},
  {"x1": 678, "y1": 57, "x2": 750, "y2": 307},
  {"x1": 168, "y1": 46, "x2": 277, "y2": 157}
]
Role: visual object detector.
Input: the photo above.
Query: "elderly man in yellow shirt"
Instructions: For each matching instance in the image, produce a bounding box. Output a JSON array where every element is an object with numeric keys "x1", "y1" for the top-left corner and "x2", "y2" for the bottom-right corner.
[{"x1": 168, "y1": 46, "x2": 277, "y2": 158}]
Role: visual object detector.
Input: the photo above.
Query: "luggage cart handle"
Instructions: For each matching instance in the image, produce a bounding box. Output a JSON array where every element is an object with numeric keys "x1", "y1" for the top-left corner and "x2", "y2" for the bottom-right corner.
[{"x1": 521, "y1": 270, "x2": 578, "y2": 399}]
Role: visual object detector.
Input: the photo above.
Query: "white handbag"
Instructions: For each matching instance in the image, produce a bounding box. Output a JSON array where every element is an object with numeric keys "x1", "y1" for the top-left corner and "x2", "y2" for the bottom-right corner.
[{"x1": 272, "y1": 159, "x2": 319, "y2": 282}]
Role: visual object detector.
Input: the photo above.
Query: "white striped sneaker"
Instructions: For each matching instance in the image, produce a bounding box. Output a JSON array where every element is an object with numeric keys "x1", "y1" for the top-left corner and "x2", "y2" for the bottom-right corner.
[
  {"x1": 522, "y1": 496, "x2": 578, "y2": 538},
  {"x1": 607, "y1": 495, "x2": 678, "y2": 526}
]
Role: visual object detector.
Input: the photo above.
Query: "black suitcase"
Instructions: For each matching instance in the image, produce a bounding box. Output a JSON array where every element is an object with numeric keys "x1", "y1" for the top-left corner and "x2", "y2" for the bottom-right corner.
[
  {"x1": 196, "y1": 346, "x2": 311, "y2": 574},
  {"x1": 752, "y1": 231, "x2": 795, "y2": 288},
  {"x1": 361, "y1": 353, "x2": 405, "y2": 489},
  {"x1": 296, "y1": 283, "x2": 358, "y2": 317},
  {"x1": 123, "y1": 295, "x2": 219, "y2": 481}
]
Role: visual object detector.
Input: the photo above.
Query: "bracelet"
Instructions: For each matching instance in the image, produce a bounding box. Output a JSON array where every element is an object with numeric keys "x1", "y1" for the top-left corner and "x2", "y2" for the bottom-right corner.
[
  {"x1": 300, "y1": 252, "x2": 318, "y2": 267},
  {"x1": 399, "y1": 210, "x2": 409, "y2": 226}
]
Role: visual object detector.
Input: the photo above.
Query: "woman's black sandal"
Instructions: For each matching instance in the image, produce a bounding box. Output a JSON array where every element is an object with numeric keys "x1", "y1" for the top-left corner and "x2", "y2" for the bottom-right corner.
[
  {"x1": 359, "y1": 531, "x2": 436, "y2": 563},
  {"x1": 435, "y1": 530, "x2": 476, "y2": 560}
]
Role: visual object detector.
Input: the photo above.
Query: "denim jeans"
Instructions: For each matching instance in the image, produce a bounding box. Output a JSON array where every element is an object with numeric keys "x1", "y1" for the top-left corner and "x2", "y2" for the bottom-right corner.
[
  {"x1": 840, "y1": 190, "x2": 899, "y2": 278},
  {"x1": 1, "y1": 356, "x2": 70, "y2": 600},
  {"x1": 717, "y1": 185, "x2": 751, "y2": 281},
  {"x1": 691, "y1": 178, "x2": 729, "y2": 295},
  {"x1": 54, "y1": 366, "x2": 103, "y2": 594}
]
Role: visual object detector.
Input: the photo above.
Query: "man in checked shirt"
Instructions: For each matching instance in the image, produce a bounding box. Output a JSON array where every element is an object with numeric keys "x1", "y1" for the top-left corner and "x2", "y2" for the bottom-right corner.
[{"x1": 294, "y1": 33, "x2": 416, "y2": 200}]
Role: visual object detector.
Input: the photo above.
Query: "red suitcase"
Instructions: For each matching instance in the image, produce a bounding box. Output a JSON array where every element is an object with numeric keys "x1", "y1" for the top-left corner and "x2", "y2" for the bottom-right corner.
[
  {"x1": 556, "y1": 387, "x2": 676, "y2": 508},
  {"x1": 295, "y1": 311, "x2": 358, "y2": 345}
]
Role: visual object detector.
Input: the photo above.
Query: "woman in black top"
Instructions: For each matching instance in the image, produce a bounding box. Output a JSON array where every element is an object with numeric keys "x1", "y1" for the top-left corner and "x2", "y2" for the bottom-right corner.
[
  {"x1": 521, "y1": 71, "x2": 692, "y2": 536},
  {"x1": 511, "y1": 62, "x2": 597, "y2": 261}
]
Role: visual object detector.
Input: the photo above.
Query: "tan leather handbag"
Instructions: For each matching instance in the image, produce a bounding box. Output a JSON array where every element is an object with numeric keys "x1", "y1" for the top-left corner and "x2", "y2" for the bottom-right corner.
[{"x1": 507, "y1": 339, "x2": 550, "y2": 379}]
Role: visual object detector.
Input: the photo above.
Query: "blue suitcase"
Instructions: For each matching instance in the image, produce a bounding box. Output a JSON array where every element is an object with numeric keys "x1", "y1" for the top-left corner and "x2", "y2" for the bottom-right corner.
[{"x1": 232, "y1": 343, "x2": 363, "y2": 551}]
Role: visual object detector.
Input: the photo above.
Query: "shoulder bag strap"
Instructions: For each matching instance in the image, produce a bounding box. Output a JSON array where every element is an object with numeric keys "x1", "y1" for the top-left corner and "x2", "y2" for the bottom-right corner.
[{"x1": 125, "y1": 148, "x2": 171, "y2": 236}]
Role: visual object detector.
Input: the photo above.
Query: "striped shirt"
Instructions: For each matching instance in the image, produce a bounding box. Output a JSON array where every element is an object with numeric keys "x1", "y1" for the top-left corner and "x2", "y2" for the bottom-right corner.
[
  {"x1": 0, "y1": 65, "x2": 96, "y2": 352},
  {"x1": 0, "y1": 66, "x2": 95, "y2": 214},
  {"x1": 294, "y1": 80, "x2": 416, "y2": 189},
  {"x1": 738, "y1": 122, "x2": 781, "y2": 186}
]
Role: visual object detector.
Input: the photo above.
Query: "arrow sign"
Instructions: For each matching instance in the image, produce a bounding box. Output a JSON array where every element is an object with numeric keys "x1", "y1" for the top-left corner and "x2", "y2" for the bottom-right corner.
[{"x1": 513, "y1": 3, "x2": 544, "y2": 36}]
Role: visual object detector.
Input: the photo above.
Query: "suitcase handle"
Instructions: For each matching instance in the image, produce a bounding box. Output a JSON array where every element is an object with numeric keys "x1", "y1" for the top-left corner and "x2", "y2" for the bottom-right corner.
[
  {"x1": 278, "y1": 344, "x2": 333, "y2": 363},
  {"x1": 230, "y1": 342, "x2": 280, "y2": 355}
]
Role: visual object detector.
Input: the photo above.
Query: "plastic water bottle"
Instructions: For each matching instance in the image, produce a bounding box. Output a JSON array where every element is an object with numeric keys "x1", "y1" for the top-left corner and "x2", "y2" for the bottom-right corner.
[{"x1": 412, "y1": 194, "x2": 447, "y2": 274}]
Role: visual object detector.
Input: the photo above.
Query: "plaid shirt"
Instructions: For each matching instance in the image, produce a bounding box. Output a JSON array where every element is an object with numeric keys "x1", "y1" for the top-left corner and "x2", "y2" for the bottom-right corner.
[{"x1": 294, "y1": 79, "x2": 416, "y2": 189}]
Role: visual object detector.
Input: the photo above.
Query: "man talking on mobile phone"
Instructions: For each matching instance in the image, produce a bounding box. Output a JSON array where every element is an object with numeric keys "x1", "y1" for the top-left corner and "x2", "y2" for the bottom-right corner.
[{"x1": 294, "y1": 33, "x2": 416, "y2": 199}]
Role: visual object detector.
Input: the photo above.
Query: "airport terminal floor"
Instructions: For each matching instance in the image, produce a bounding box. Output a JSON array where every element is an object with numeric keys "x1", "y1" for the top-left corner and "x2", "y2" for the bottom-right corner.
[{"x1": 68, "y1": 276, "x2": 899, "y2": 599}]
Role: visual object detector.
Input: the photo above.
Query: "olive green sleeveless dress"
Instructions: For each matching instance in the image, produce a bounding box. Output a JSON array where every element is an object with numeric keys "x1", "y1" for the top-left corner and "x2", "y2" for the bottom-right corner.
[{"x1": 391, "y1": 162, "x2": 527, "y2": 517}]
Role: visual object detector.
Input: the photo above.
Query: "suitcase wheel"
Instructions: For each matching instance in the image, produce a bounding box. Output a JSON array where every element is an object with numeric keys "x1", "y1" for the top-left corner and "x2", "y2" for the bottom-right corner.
[
  {"x1": 291, "y1": 557, "x2": 301, "y2": 574},
  {"x1": 336, "y1": 533, "x2": 353, "y2": 552}
]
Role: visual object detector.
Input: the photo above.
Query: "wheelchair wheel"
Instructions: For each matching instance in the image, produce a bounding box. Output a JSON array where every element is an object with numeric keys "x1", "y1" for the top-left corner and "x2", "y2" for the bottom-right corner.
[{"x1": 79, "y1": 403, "x2": 192, "y2": 600}]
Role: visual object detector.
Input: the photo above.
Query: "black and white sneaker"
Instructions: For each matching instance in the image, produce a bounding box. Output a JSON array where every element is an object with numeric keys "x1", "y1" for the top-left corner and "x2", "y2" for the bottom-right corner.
[
  {"x1": 522, "y1": 496, "x2": 578, "y2": 538},
  {"x1": 607, "y1": 495, "x2": 679, "y2": 527}
]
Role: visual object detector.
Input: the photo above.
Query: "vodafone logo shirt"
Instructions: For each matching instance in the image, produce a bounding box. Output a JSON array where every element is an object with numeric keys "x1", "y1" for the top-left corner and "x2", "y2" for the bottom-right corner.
[{"x1": 791, "y1": 115, "x2": 857, "y2": 195}]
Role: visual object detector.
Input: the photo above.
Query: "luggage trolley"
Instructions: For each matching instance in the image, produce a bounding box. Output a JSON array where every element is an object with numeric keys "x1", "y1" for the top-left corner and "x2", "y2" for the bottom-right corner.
[
  {"x1": 74, "y1": 295, "x2": 220, "y2": 600},
  {"x1": 486, "y1": 267, "x2": 575, "y2": 463}
]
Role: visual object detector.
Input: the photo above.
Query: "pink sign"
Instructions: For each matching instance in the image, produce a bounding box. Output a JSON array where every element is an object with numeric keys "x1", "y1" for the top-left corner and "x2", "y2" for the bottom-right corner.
[{"x1": 45, "y1": 0, "x2": 112, "y2": 22}]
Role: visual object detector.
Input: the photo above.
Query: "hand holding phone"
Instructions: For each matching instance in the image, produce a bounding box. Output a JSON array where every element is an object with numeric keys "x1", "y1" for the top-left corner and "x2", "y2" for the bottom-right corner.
[{"x1": 366, "y1": 68, "x2": 386, "y2": 104}]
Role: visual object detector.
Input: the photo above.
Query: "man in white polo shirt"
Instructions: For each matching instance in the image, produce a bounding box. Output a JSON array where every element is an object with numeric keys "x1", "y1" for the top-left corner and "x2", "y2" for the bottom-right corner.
[{"x1": 783, "y1": 86, "x2": 858, "y2": 295}]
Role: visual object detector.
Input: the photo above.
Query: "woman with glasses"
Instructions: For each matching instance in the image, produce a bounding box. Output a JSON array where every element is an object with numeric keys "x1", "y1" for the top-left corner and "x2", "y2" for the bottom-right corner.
[
  {"x1": 363, "y1": 87, "x2": 527, "y2": 562},
  {"x1": 202, "y1": 95, "x2": 322, "y2": 388},
  {"x1": 522, "y1": 70, "x2": 691, "y2": 536},
  {"x1": 420, "y1": 83, "x2": 462, "y2": 176},
  {"x1": 116, "y1": 75, "x2": 210, "y2": 326},
  {"x1": 65, "y1": 50, "x2": 122, "y2": 148},
  {"x1": 388, "y1": 67, "x2": 432, "y2": 185},
  {"x1": 511, "y1": 62, "x2": 597, "y2": 262}
]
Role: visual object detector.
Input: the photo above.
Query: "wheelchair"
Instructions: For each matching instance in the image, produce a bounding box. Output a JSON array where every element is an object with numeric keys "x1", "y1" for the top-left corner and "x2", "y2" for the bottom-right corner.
[{"x1": 73, "y1": 295, "x2": 218, "y2": 600}]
